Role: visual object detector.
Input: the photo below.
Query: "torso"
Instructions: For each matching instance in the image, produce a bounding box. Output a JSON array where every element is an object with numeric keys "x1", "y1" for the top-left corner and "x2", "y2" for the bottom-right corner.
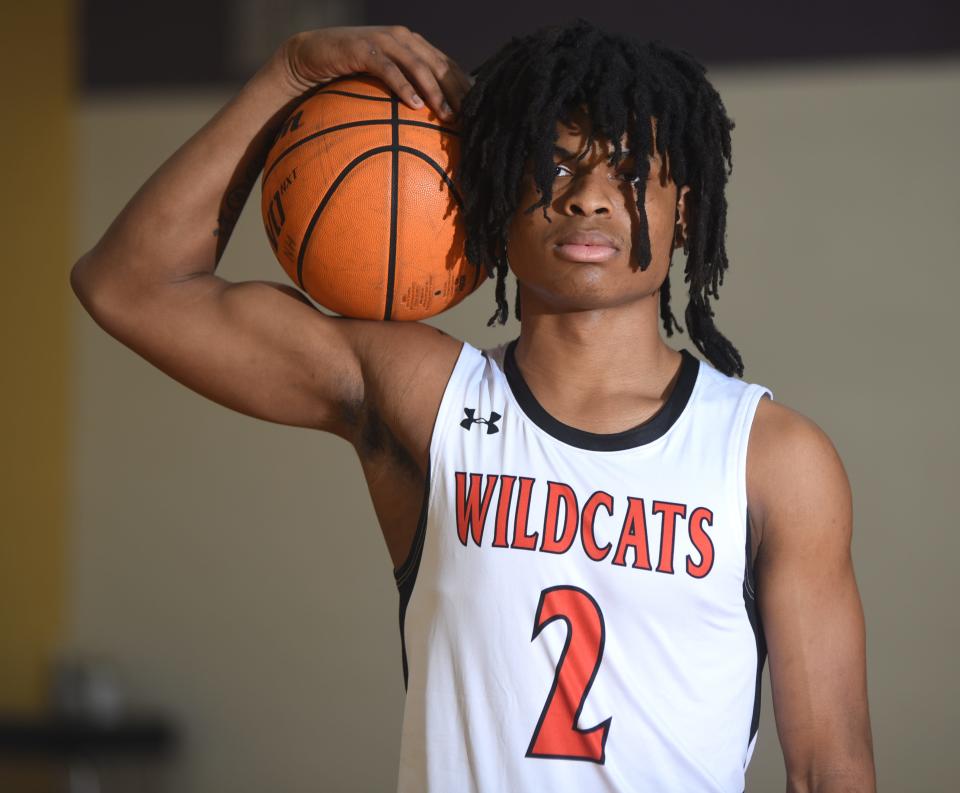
[{"x1": 348, "y1": 328, "x2": 773, "y2": 576}]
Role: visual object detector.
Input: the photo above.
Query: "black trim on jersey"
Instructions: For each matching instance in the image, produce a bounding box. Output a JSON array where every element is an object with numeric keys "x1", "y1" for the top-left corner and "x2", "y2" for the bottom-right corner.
[
  {"x1": 743, "y1": 509, "x2": 767, "y2": 760},
  {"x1": 503, "y1": 339, "x2": 700, "y2": 451},
  {"x1": 393, "y1": 454, "x2": 432, "y2": 691}
]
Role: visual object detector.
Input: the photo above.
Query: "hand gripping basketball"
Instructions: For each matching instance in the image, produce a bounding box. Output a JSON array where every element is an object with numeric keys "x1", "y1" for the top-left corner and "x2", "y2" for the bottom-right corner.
[{"x1": 280, "y1": 26, "x2": 473, "y2": 121}]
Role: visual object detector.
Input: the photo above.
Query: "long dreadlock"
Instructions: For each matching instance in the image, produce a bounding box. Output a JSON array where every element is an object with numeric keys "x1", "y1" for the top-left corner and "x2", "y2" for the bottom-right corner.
[{"x1": 455, "y1": 17, "x2": 744, "y2": 377}]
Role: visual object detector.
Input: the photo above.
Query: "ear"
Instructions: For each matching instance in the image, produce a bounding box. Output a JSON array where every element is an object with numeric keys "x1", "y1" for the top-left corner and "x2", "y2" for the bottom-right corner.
[
  {"x1": 676, "y1": 185, "x2": 691, "y2": 227},
  {"x1": 671, "y1": 185, "x2": 690, "y2": 253}
]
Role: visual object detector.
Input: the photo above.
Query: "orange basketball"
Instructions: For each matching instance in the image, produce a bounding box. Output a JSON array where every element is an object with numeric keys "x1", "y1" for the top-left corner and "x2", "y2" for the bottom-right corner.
[{"x1": 260, "y1": 73, "x2": 485, "y2": 321}]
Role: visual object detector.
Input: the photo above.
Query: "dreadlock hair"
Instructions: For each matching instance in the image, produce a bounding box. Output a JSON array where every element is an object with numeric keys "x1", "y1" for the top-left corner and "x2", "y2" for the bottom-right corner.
[{"x1": 455, "y1": 17, "x2": 744, "y2": 377}]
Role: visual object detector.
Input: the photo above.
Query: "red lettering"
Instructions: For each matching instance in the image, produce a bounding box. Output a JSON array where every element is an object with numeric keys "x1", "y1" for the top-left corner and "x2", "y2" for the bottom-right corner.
[
  {"x1": 581, "y1": 491, "x2": 614, "y2": 561},
  {"x1": 511, "y1": 476, "x2": 539, "y2": 550},
  {"x1": 612, "y1": 497, "x2": 652, "y2": 570},
  {"x1": 541, "y1": 482, "x2": 579, "y2": 554},
  {"x1": 492, "y1": 475, "x2": 516, "y2": 548},
  {"x1": 454, "y1": 472, "x2": 498, "y2": 547},
  {"x1": 686, "y1": 506, "x2": 715, "y2": 578},
  {"x1": 652, "y1": 501, "x2": 686, "y2": 575}
]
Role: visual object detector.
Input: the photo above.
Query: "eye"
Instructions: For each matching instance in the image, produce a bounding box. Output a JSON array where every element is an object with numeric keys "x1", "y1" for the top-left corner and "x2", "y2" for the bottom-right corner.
[
  {"x1": 550, "y1": 163, "x2": 643, "y2": 183},
  {"x1": 614, "y1": 160, "x2": 642, "y2": 183}
]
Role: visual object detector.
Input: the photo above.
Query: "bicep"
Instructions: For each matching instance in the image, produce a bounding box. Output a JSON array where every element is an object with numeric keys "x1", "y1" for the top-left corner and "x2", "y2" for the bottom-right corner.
[
  {"x1": 753, "y1": 408, "x2": 875, "y2": 785},
  {"x1": 74, "y1": 269, "x2": 367, "y2": 441}
]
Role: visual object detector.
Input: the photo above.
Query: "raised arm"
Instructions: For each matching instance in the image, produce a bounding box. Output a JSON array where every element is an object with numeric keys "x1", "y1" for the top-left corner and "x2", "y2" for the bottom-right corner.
[
  {"x1": 69, "y1": 26, "x2": 471, "y2": 442},
  {"x1": 749, "y1": 398, "x2": 877, "y2": 792}
]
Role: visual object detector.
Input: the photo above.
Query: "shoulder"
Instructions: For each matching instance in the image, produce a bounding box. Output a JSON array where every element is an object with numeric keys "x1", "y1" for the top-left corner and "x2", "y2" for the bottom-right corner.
[
  {"x1": 357, "y1": 318, "x2": 465, "y2": 393},
  {"x1": 352, "y1": 319, "x2": 465, "y2": 473},
  {"x1": 747, "y1": 394, "x2": 853, "y2": 553}
]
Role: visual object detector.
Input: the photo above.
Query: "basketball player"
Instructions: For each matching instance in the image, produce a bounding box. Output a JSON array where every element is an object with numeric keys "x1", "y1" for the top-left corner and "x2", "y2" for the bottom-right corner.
[{"x1": 70, "y1": 20, "x2": 876, "y2": 793}]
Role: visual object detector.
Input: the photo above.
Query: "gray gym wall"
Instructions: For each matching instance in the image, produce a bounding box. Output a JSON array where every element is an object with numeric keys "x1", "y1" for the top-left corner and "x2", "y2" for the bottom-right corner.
[{"x1": 65, "y1": 1, "x2": 959, "y2": 790}]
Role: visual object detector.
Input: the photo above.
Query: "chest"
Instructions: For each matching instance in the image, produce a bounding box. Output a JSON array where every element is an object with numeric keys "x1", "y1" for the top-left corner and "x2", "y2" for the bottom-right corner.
[
  {"x1": 355, "y1": 355, "x2": 768, "y2": 585},
  {"x1": 359, "y1": 434, "x2": 764, "y2": 586}
]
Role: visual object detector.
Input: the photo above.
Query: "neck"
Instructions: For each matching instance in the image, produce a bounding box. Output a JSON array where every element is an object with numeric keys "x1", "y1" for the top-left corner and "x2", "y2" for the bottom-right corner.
[{"x1": 513, "y1": 290, "x2": 681, "y2": 402}]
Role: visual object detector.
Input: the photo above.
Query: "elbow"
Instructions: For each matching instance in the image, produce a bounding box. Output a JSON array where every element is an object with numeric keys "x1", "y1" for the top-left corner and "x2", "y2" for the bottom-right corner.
[
  {"x1": 69, "y1": 255, "x2": 97, "y2": 311},
  {"x1": 69, "y1": 253, "x2": 126, "y2": 328}
]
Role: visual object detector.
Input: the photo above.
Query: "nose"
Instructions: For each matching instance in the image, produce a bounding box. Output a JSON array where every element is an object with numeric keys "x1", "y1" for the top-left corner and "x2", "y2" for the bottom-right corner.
[{"x1": 559, "y1": 172, "x2": 615, "y2": 217}]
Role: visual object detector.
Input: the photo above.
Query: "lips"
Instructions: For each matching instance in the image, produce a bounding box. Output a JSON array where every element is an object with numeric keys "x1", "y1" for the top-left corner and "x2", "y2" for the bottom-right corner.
[
  {"x1": 554, "y1": 229, "x2": 620, "y2": 248},
  {"x1": 553, "y1": 228, "x2": 621, "y2": 263}
]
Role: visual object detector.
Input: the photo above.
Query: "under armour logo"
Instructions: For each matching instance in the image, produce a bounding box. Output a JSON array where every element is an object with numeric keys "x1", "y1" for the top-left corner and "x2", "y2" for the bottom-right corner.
[{"x1": 460, "y1": 407, "x2": 501, "y2": 434}]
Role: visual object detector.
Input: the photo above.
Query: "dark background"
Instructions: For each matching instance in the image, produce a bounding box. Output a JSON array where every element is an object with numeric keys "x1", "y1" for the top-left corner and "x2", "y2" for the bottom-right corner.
[{"x1": 80, "y1": 0, "x2": 960, "y2": 92}]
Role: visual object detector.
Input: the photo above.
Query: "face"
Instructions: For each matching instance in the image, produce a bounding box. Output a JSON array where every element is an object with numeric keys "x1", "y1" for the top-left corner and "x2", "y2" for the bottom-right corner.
[{"x1": 506, "y1": 108, "x2": 690, "y2": 313}]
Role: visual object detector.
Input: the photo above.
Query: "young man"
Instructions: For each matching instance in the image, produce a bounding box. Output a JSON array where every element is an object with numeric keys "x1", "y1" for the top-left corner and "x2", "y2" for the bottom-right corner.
[{"x1": 70, "y1": 19, "x2": 876, "y2": 793}]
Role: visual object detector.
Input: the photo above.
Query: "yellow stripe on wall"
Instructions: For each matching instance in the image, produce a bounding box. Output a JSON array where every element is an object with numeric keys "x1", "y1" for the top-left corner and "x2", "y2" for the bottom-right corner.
[{"x1": 0, "y1": 2, "x2": 71, "y2": 710}]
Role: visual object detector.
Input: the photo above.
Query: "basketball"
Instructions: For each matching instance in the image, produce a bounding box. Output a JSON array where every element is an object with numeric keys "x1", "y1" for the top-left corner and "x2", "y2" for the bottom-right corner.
[{"x1": 259, "y1": 73, "x2": 486, "y2": 321}]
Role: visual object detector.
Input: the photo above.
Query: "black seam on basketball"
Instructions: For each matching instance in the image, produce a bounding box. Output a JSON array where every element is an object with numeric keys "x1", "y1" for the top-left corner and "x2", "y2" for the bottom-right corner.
[
  {"x1": 296, "y1": 145, "x2": 394, "y2": 289},
  {"x1": 386, "y1": 96, "x2": 400, "y2": 321},
  {"x1": 402, "y1": 120, "x2": 461, "y2": 134},
  {"x1": 265, "y1": 120, "x2": 384, "y2": 181},
  {"x1": 397, "y1": 118, "x2": 460, "y2": 137},
  {"x1": 263, "y1": 119, "x2": 460, "y2": 183},
  {"x1": 394, "y1": 146, "x2": 463, "y2": 206},
  {"x1": 315, "y1": 89, "x2": 392, "y2": 102},
  {"x1": 311, "y1": 71, "x2": 392, "y2": 98}
]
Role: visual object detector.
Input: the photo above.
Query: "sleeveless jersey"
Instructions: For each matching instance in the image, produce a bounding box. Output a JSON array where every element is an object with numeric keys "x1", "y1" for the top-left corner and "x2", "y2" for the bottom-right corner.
[{"x1": 393, "y1": 337, "x2": 773, "y2": 793}]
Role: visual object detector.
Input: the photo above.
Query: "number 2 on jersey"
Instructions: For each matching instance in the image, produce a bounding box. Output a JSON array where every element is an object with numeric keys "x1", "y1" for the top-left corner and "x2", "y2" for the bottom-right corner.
[{"x1": 526, "y1": 584, "x2": 612, "y2": 764}]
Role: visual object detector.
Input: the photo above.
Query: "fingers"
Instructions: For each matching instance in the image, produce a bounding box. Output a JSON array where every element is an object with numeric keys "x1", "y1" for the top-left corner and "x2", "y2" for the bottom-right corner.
[
  {"x1": 363, "y1": 26, "x2": 470, "y2": 119},
  {"x1": 408, "y1": 31, "x2": 472, "y2": 111},
  {"x1": 361, "y1": 43, "x2": 427, "y2": 109}
]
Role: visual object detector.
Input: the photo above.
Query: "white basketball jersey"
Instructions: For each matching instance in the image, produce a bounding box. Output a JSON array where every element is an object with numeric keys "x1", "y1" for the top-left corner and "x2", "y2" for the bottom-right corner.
[{"x1": 393, "y1": 337, "x2": 773, "y2": 793}]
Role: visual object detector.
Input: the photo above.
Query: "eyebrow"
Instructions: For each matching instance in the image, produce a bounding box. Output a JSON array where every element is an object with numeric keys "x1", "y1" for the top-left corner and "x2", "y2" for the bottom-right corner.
[{"x1": 552, "y1": 144, "x2": 655, "y2": 161}]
